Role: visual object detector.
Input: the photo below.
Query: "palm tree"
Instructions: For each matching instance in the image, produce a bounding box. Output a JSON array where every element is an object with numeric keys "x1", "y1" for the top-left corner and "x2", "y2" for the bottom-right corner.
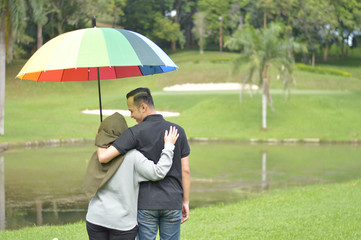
[
  {"x1": 29, "y1": 0, "x2": 50, "y2": 50},
  {"x1": 0, "y1": 0, "x2": 26, "y2": 135},
  {"x1": 225, "y1": 23, "x2": 305, "y2": 130}
]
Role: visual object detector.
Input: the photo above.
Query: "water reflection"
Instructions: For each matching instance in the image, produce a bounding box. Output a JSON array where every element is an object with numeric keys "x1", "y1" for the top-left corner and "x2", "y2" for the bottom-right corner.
[
  {"x1": 0, "y1": 142, "x2": 360, "y2": 231},
  {"x1": 262, "y1": 151, "x2": 268, "y2": 191},
  {"x1": 1, "y1": 156, "x2": 5, "y2": 230}
]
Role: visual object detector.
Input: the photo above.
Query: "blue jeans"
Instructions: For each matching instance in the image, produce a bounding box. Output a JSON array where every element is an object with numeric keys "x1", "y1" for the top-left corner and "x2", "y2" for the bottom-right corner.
[{"x1": 137, "y1": 209, "x2": 182, "y2": 240}]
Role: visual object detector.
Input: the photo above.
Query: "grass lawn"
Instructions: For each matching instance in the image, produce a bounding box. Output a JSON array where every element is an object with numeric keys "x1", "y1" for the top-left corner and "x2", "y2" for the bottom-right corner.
[
  {"x1": 1, "y1": 50, "x2": 361, "y2": 143},
  {"x1": 0, "y1": 179, "x2": 360, "y2": 240},
  {"x1": 1, "y1": 50, "x2": 361, "y2": 238}
]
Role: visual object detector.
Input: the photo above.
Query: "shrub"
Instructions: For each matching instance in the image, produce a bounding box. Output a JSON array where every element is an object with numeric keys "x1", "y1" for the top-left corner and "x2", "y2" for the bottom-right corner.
[
  {"x1": 210, "y1": 57, "x2": 231, "y2": 63},
  {"x1": 296, "y1": 63, "x2": 352, "y2": 77}
]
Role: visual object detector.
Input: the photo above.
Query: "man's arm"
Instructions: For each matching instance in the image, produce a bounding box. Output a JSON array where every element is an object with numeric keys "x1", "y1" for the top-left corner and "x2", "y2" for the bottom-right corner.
[
  {"x1": 97, "y1": 145, "x2": 121, "y2": 163},
  {"x1": 97, "y1": 127, "x2": 136, "y2": 164},
  {"x1": 181, "y1": 156, "x2": 190, "y2": 224}
]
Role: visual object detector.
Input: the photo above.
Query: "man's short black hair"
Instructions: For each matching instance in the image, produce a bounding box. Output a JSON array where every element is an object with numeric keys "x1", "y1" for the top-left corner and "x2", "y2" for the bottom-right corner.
[{"x1": 126, "y1": 87, "x2": 154, "y2": 108}]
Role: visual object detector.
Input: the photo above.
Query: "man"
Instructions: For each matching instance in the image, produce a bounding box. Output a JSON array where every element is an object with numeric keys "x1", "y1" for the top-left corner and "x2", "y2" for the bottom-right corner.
[{"x1": 97, "y1": 88, "x2": 190, "y2": 240}]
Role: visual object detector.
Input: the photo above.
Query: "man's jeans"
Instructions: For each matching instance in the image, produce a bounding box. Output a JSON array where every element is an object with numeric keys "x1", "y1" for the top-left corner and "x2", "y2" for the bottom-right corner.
[{"x1": 137, "y1": 209, "x2": 182, "y2": 240}]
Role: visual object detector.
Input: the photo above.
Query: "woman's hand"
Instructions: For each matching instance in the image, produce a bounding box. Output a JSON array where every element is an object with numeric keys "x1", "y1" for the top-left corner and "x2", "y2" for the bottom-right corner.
[{"x1": 164, "y1": 126, "x2": 179, "y2": 145}]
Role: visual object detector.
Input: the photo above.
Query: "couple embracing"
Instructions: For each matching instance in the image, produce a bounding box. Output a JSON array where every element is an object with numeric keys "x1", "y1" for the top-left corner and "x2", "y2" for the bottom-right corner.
[{"x1": 83, "y1": 87, "x2": 190, "y2": 240}]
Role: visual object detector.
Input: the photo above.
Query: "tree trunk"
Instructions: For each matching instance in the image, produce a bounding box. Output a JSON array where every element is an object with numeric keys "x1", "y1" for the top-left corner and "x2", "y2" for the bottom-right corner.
[
  {"x1": 262, "y1": 64, "x2": 268, "y2": 130},
  {"x1": 112, "y1": 8, "x2": 117, "y2": 28},
  {"x1": 262, "y1": 65, "x2": 269, "y2": 130},
  {"x1": 341, "y1": 39, "x2": 345, "y2": 57},
  {"x1": 171, "y1": 41, "x2": 176, "y2": 51},
  {"x1": 302, "y1": 54, "x2": 308, "y2": 64},
  {"x1": 323, "y1": 41, "x2": 328, "y2": 61},
  {"x1": 262, "y1": 87, "x2": 267, "y2": 130},
  {"x1": 0, "y1": 156, "x2": 5, "y2": 230},
  {"x1": 185, "y1": 24, "x2": 192, "y2": 48},
  {"x1": 37, "y1": 23, "x2": 43, "y2": 50},
  {"x1": 345, "y1": 44, "x2": 349, "y2": 56},
  {"x1": 312, "y1": 52, "x2": 315, "y2": 67},
  {"x1": 0, "y1": 11, "x2": 6, "y2": 135},
  {"x1": 263, "y1": 13, "x2": 267, "y2": 29}
]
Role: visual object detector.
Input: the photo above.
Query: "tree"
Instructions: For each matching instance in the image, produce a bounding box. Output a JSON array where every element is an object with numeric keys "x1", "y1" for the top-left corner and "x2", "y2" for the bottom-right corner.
[
  {"x1": 48, "y1": 0, "x2": 89, "y2": 35},
  {"x1": 293, "y1": 0, "x2": 334, "y2": 66},
  {"x1": 29, "y1": 0, "x2": 51, "y2": 50},
  {"x1": 108, "y1": 0, "x2": 126, "y2": 27},
  {"x1": 257, "y1": 0, "x2": 279, "y2": 28},
  {"x1": 256, "y1": 0, "x2": 298, "y2": 30},
  {"x1": 152, "y1": 12, "x2": 182, "y2": 51},
  {"x1": 82, "y1": 0, "x2": 126, "y2": 28},
  {"x1": 332, "y1": 0, "x2": 361, "y2": 57},
  {"x1": 197, "y1": 0, "x2": 232, "y2": 48},
  {"x1": 0, "y1": 0, "x2": 27, "y2": 135},
  {"x1": 171, "y1": 0, "x2": 197, "y2": 48},
  {"x1": 192, "y1": 11, "x2": 208, "y2": 54},
  {"x1": 225, "y1": 23, "x2": 305, "y2": 129}
]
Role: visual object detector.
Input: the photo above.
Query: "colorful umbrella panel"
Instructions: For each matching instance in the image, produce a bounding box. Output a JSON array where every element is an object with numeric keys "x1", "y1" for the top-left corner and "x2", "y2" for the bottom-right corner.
[{"x1": 17, "y1": 28, "x2": 177, "y2": 82}]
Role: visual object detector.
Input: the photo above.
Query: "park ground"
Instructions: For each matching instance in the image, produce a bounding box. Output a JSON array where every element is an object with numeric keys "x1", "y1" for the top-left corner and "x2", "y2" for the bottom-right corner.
[
  {"x1": 0, "y1": 179, "x2": 360, "y2": 239},
  {"x1": 0, "y1": 49, "x2": 361, "y2": 238}
]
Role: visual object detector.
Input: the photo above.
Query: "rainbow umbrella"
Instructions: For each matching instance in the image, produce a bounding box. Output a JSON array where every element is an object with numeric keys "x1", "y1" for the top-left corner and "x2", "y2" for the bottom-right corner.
[{"x1": 16, "y1": 27, "x2": 178, "y2": 121}]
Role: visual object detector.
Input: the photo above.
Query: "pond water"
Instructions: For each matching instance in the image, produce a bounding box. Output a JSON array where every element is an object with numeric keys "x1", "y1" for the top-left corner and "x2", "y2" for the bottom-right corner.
[{"x1": 0, "y1": 141, "x2": 360, "y2": 231}]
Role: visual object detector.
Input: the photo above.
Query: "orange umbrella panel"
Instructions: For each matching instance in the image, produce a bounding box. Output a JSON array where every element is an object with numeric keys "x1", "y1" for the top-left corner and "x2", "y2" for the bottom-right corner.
[{"x1": 18, "y1": 66, "x2": 144, "y2": 82}]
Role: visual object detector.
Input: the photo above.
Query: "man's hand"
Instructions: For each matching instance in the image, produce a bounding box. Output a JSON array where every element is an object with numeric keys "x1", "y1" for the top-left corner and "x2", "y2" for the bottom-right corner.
[
  {"x1": 164, "y1": 126, "x2": 179, "y2": 145},
  {"x1": 181, "y1": 156, "x2": 190, "y2": 224},
  {"x1": 181, "y1": 202, "x2": 189, "y2": 224}
]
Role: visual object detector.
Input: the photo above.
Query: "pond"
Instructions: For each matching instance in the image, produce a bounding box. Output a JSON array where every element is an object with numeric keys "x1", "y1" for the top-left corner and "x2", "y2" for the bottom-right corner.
[{"x1": 0, "y1": 141, "x2": 360, "y2": 231}]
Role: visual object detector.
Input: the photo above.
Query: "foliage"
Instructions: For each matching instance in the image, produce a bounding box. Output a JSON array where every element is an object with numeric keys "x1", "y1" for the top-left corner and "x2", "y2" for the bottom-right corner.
[
  {"x1": 152, "y1": 12, "x2": 182, "y2": 46},
  {"x1": 197, "y1": 0, "x2": 232, "y2": 46},
  {"x1": 332, "y1": 0, "x2": 361, "y2": 56},
  {"x1": 1, "y1": 0, "x2": 361, "y2": 61},
  {"x1": 0, "y1": 0, "x2": 27, "y2": 135},
  {"x1": 29, "y1": 0, "x2": 48, "y2": 26},
  {"x1": 296, "y1": 63, "x2": 352, "y2": 77},
  {"x1": 192, "y1": 11, "x2": 209, "y2": 54},
  {"x1": 225, "y1": 23, "x2": 304, "y2": 87},
  {"x1": 293, "y1": 0, "x2": 337, "y2": 65},
  {"x1": 1, "y1": 0, "x2": 27, "y2": 62},
  {"x1": 225, "y1": 22, "x2": 306, "y2": 128}
]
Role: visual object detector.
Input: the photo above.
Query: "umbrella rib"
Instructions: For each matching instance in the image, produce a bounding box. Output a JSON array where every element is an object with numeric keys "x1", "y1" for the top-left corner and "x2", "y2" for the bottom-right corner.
[{"x1": 60, "y1": 69, "x2": 66, "y2": 82}]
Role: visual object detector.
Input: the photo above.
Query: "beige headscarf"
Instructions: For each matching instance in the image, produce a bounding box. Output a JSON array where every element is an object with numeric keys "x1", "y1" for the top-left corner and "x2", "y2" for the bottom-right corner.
[{"x1": 83, "y1": 112, "x2": 128, "y2": 200}]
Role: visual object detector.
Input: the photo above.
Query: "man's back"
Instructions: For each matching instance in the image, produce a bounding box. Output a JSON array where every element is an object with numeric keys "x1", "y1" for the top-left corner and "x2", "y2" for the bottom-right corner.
[{"x1": 112, "y1": 114, "x2": 190, "y2": 210}]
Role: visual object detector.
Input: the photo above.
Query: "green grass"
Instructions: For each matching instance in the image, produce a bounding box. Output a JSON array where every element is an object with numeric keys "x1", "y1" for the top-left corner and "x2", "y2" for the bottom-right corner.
[
  {"x1": 154, "y1": 91, "x2": 361, "y2": 140},
  {"x1": 181, "y1": 179, "x2": 361, "y2": 240},
  {"x1": 2, "y1": 51, "x2": 361, "y2": 143},
  {"x1": 1, "y1": 179, "x2": 360, "y2": 239},
  {"x1": 2, "y1": 49, "x2": 361, "y2": 238}
]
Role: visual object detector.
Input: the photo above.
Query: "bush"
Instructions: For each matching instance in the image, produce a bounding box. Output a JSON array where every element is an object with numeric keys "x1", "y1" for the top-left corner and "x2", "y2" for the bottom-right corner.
[
  {"x1": 296, "y1": 63, "x2": 352, "y2": 77},
  {"x1": 209, "y1": 57, "x2": 231, "y2": 63}
]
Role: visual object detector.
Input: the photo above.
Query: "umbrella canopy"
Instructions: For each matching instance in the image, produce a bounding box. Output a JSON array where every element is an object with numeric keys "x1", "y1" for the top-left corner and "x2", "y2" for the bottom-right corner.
[
  {"x1": 17, "y1": 28, "x2": 177, "y2": 81},
  {"x1": 16, "y1": 28, "x2": 178, "y2": 121}
]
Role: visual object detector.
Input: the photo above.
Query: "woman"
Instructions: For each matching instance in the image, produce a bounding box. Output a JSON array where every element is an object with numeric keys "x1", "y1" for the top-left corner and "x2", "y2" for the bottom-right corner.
[{"x1": 83, "y1": 113, "x2": 178, "y2": 240}]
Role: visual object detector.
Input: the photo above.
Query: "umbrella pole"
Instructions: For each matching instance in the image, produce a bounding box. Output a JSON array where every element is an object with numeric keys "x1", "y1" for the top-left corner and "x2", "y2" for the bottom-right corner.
[{"x1": 97, "y1": 67, "x2": 103, "y2": 122}]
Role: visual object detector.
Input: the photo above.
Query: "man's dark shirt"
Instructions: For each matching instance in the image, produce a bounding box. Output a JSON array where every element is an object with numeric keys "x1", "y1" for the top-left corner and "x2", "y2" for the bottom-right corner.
[{"x1": 112, "y1": 114, "x2": 190, "y2": 210}]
